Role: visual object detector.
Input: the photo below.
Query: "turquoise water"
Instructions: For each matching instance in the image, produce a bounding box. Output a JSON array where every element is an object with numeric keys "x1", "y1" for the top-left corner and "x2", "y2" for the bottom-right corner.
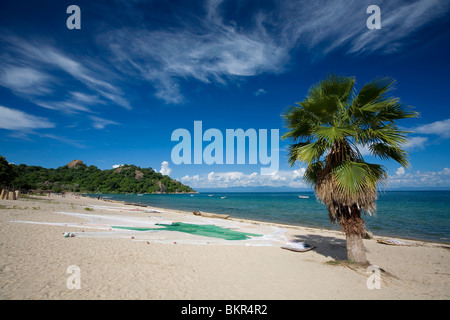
[{"x1": 86, "y1": 191, "x2": 450, "y2": 243}]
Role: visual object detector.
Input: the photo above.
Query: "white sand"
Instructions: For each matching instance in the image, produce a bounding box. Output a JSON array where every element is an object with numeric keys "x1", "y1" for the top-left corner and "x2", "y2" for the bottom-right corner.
[{"x1": 0, "y1": 194, "x2": 449, "y2": 299}]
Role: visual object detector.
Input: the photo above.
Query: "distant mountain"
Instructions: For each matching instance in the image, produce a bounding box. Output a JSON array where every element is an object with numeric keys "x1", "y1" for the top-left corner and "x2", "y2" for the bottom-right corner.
[{"x1": 9, "y1": 159, "x2": 196, "y2": 194}]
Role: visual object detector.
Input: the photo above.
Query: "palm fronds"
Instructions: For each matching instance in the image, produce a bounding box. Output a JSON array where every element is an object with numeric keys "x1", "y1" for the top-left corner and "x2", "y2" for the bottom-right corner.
[{"x1": 282, "y1": 74, "x2": 418, "y2": 221}]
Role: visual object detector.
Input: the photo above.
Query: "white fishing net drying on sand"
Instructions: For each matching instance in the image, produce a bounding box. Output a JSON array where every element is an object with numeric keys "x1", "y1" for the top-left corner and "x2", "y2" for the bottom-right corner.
[{"x1": 12, "y1": 211, "x2": 289, "y2": 247}]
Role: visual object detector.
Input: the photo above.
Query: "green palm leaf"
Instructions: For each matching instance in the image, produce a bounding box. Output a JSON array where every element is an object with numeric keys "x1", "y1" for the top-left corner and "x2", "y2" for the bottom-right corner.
[
  {"x1": 352, "y1": 77, "x2": 396, "y2": 109},
  {"x1": 333, "y1": 161, "x2": 386, "y2": 197},
  {"x1": 288, "y1": 140, "x2": 329, "y2": 165},
  {"x1": 369, "y1": 143, "x2": 409, "y2": 167},
  {"x1": 282, "y1": 106, "x2": 319, "y2": 140},
  {"x1": 297, "y1": 95, "x2": 340, "y2": 123},
  {"x1": 282, "y1": 73, "x2": 417, "y2": 202},
  {"x1": 314, "y1": 125, "x2": 353, "y2": 143}
]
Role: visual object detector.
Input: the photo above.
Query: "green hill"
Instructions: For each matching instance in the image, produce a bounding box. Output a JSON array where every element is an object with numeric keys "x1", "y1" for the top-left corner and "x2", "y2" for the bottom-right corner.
[{"x1": 4, "y1": 157, "x2": 195, "y2": 194}]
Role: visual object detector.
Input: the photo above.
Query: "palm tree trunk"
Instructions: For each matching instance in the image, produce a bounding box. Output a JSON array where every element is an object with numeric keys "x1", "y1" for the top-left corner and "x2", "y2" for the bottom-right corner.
[
  {"x1": 339, "y1": 205, "x2": 368, "y2": 264},
  {"x1": 345, "y1": 233, "x2": 367, "y2": 264}
]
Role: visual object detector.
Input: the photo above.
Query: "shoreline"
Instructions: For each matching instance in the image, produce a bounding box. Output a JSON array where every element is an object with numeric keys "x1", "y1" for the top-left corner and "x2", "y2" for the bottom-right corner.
[
  {"x1": 84, "y1": 193, "x2": 450, "y2": 246},
  {"x1": 1, "y1": 193, "x2": 449, "y2": 299}
]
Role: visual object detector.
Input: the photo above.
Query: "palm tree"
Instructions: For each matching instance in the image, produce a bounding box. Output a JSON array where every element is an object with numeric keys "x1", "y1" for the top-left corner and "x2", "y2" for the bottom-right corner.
[{"x1": 282, "y1": 74, "x2": 418, "y2": 264}]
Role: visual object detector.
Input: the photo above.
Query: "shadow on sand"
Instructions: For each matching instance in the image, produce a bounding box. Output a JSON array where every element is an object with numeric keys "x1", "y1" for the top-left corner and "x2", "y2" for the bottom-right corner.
[{"x1": 292, "y1": 233, "x2": 348, "y2": 261}]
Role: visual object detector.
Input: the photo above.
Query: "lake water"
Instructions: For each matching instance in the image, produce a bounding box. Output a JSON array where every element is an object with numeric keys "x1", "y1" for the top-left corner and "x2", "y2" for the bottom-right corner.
[{"x1": 86, "y1": 191, "x2": 450, "y2": 243}]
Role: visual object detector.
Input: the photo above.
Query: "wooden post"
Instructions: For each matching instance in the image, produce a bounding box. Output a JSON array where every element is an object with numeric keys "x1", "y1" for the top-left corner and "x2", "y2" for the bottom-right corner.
[
  {"x1": 8, "y1": 191, "x2": 16, "y2": 200},
  {"x1": 15, "y1": 190, "x2": 20, "y2": 199},
  {"x1": 0, "y1": 189, "x2": 6, "y2": 200}
]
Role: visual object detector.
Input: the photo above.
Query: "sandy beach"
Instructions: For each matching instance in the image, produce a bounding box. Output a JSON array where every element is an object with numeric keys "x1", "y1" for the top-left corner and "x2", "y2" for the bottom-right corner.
[{"x1": 0, "y1": 193, "x2": 448, "y2": 300}]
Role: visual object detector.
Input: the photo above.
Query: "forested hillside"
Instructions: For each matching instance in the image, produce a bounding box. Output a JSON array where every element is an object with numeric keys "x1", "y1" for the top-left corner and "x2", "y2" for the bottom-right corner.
[{"x1": 1, "y1": 156, "x2": 195, "y2": 194}]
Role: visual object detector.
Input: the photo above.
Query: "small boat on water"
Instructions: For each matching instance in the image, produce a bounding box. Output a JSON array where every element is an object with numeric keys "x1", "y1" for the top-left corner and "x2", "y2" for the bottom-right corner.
[
  {"x1": 221, "y1": 196, "x2": 227, "y2": 199},
  {"x1": 208, "y1": 194, "x2": 214, "y2": 197},
  {"x1": 298, "y1": 195, "x2": 309, "y2": 199}
]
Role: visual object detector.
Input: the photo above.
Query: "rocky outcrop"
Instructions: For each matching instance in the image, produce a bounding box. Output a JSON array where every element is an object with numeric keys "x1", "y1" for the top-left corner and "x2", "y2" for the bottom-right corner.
[
  {"x1": 66, "y1": 160, "x2": 84, "y2": 168},
  {"x1": 134, "y1": 170, "x2": 144, "y2": 180},
  {"x1": 158, "y1": 180, "x2": 166, "y2": 193}
]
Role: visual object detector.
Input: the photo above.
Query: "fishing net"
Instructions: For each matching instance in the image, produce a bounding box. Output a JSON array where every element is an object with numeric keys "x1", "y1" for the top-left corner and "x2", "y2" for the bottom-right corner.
[
  {"x1": 12, "y1": 210, "x2": 288, "y2": 247},
  {"x1": 111, "y1": 222, "x2": 262, "y2": 241}
]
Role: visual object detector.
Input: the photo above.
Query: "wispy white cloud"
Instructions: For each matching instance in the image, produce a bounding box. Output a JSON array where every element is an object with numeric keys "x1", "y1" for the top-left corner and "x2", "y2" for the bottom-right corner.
[
  {"x1": 0, "y1": 105, "x2": 90, "y2": 148},
  {"x1": 404, "y1": 136, "x2": 428, "y2": 151},
  {"x1": 1, "y1": 0, "x2": 447, "y2": 112},
  {"x1": 98, "y1": 25, "x2": 286, "y2": 104},
  {"x1": 0, "y1": 105, "x2": 54, "y2": 131},
  {"x1": 398, "y1": 118, "x2": 450, "y2": 151},
  {"x1": 276, "y1": 0, "x2": 449, "y2": 56},
  {"x1": 95, "y1": 0, "x2": 449, "y2": 104},
  {"x1": 0, "y1": 66, "x2": 53, "y2": 95},
  {"x1": 89, "y1": 116, "x2": 119, "y2": 130},
  {"x1": 0, "y1": 35, "x2": 130, "y2": 112},
  {"x1": 36, "y1": 133, "x2": 87, "y2": 149},
  {"x1": 34, "y1": 100, "x2": 92, "y2": 114},
  {"x1": 97, "y1": 0, "x2": 292, "y2": 104},
  {"x1": 69, "y1": 92, "x2": 106, "y2": 105},
  {"x1": 413, "y1": 118, "x2": 450, "y2": 139},
  {"x1": 254, "y1": 88, "x2": 267, "y2": 96},
  {"x1": 1, "y1": 1, "x2": 447, "y2": 108}
]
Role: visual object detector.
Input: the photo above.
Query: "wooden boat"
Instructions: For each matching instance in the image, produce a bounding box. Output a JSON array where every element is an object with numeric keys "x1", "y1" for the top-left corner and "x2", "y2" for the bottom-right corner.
[{"x1": 192, "y1": 210, "x2": 229, "y2": 219}]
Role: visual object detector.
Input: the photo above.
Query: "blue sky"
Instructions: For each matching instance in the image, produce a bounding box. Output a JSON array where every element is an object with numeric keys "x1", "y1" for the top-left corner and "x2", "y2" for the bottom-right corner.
[{"x1": 1, "y1": 0, "x2": 450, "y2": 190}]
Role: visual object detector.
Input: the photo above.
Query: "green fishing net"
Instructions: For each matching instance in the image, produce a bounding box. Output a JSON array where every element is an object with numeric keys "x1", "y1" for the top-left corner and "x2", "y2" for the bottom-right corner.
[{"x1": 112, "y1": 222, "x2": 262, "y2": 240}]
